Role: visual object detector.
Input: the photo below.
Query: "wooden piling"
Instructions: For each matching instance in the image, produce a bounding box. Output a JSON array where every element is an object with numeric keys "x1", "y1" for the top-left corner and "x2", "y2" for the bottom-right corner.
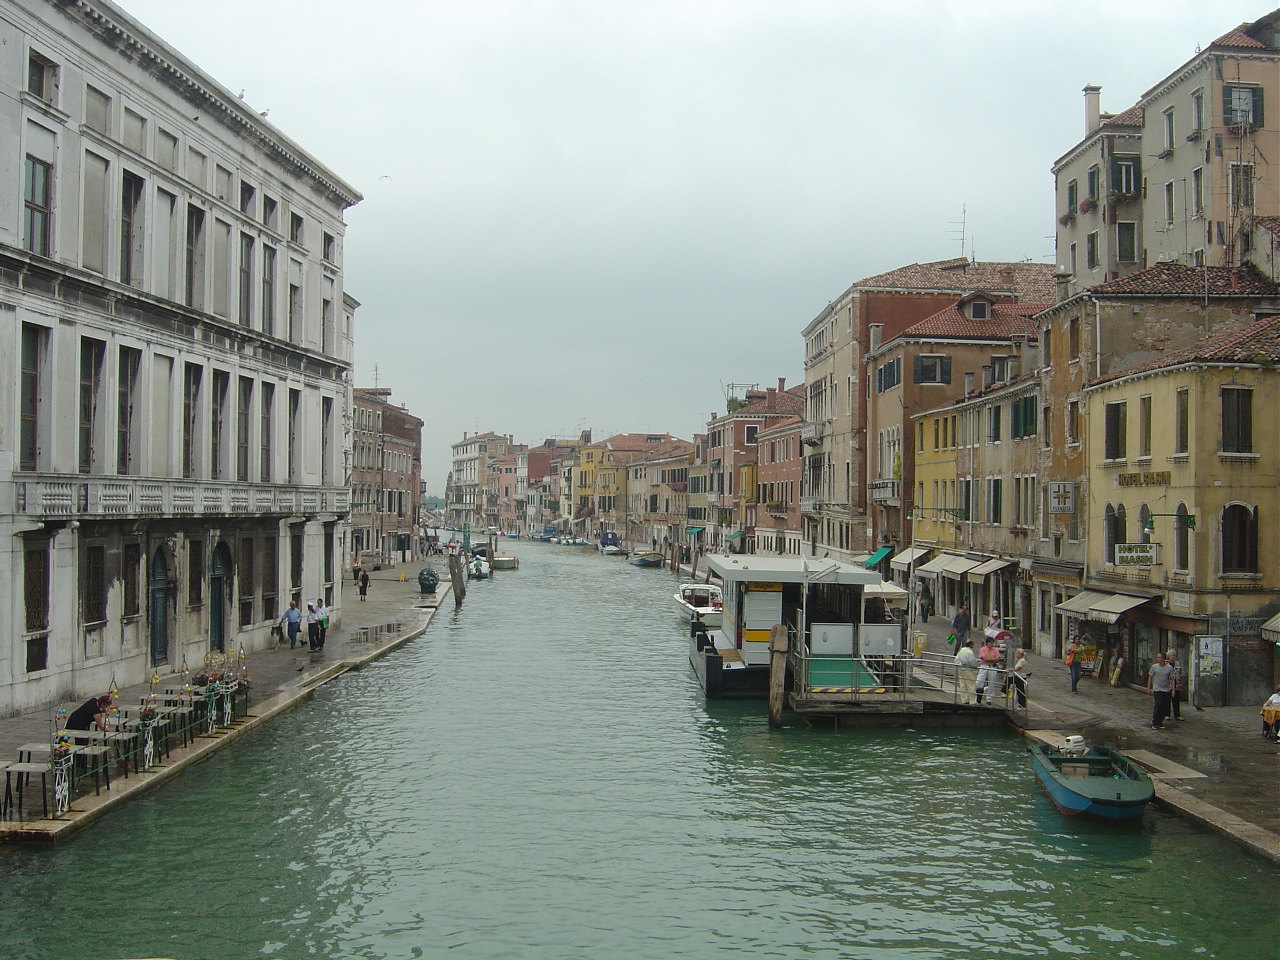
[
  {"x1": 767, "y1": 624, "x2": 789, "y2": 728},
  {"x1": 449, "y1": 554, "x2": 466, "y2": 606}
]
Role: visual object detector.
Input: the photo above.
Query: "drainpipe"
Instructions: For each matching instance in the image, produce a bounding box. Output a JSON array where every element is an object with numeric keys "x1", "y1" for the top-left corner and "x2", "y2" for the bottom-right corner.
[{"x1": 1095, "y1": 299, "x2": 1103, "y2": 381}]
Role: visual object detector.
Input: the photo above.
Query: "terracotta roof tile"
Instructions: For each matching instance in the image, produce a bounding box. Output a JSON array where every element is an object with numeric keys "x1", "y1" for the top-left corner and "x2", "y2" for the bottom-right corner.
[
  {"x1": 894, "y1": 299, "x2": 1052, "y2": 342},
  {"x1": 1255, "y1": 216, "x2": 1280, "y2": 237},
  {"x1": 1214, "y1": 23, "x2": 1269, "y2": 48},
  {"x1": 1092, "y1": 314, "x2": 1280, "y2": 385},
  {"x1": 1088, "y1": 262, "x2": 1279, "y2": 297},
  {"x1": 854, "y1": 259, "x2": 1057, "y2": 299},
  {"x1": 1101, "y1": 104, "x2": 1144, "y2": 128}
]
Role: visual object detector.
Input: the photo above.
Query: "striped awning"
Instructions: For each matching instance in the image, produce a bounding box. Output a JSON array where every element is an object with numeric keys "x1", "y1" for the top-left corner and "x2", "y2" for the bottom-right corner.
[
  {"x1": 1262, "y1": 612, "x2": 1280, "y2": 644},
  {"x1": 1086, "y1": 593, "x2": 1155, "y2": 624},
  {"x1": 942, "y1": 556, "x2": 983, "y2": 579},
  {"x1": 966, "y1": 558, "x2": 1013, "y2": 584},
  {"x1": 890, "y1": 547, "x2": 931, "y2": 571},
  {"x1": 865, "y1": 546, "x2": 893, "y2": 567},
  {"x1": 725, "y1": 530, "x2": 744, "y2": 541},
  {"x1": 1054, "y1": 591, "x2": 1110, "y2": 616},
  {"x1": 687, "y1": 527, "x2": 705, "y2": 535},
  {"x1": 916, "y1": 552, "x2": 958, "y2": 575}
]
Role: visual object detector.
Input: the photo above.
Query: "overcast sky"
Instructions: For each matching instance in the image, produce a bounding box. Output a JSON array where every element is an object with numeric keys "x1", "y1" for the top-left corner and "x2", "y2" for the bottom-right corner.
[{"x1": 116, "y1": 0, "x2": 1267, "y2": 490}]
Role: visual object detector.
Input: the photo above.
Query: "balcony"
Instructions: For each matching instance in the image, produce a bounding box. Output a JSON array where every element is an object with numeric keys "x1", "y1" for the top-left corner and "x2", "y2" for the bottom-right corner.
[
  {"x1": 800, "y1": 497, "x2": 823, "y2": 515},
  {"x1": 669, "y1": 481, "x2": 688, "y2": 492},
  {"x1": 800, "y1": 421, "x2": 824, "y2": 447},
  {"x1": 869, "y1": 478, "x2": 901, "y2": 505},
  {"x1": 765, "y1": 501, "x2": 788, "y2": 517},
  {"x1": 705, "y1": 493, "x2": 719, "y2": 508},
  {"x1": 13, "y1": 474, "x2": 351, "y2": 520}
]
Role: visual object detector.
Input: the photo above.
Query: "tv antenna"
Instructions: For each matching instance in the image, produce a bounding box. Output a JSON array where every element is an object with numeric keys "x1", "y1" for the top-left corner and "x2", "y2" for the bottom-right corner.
[{"x1": 948, "y1": 205, "x2": 968, "y2": 259}]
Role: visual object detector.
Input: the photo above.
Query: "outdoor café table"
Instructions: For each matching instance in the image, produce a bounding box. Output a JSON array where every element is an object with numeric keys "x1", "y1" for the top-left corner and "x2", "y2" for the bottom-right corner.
[{"x1": 3, "y1": 760, "x2": 52, "y2": 820}]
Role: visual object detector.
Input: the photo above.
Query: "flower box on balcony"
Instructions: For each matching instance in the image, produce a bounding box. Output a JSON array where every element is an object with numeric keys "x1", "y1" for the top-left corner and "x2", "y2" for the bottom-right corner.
[
  {"x1": 1107, "y1": 190, "x2": 1138, "y2": 205},
  {"x1": 1078, "y1": 197, "x2": 1097, "y2": 214},
  {"x1": 1058, "y1": 212, "x2": 1076, "y2": 226}
]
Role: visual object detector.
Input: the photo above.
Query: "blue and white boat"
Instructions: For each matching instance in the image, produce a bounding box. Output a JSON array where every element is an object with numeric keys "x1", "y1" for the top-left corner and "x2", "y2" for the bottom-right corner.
[
  {"x1": 628, "y1": 551, "x2": 664, "y2": 567},
  {"x1": 1028, "y1": 739, "x2": 1153, "y2": 824}
]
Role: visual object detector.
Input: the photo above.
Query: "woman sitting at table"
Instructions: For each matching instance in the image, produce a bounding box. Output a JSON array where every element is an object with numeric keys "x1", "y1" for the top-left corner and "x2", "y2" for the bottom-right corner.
[
  {"x1": 1261, "y1": 686, "x2": 1280, "y2": 742},
  {"x1": 65, "y1": 695, "x2": 112, "y2": 732}
]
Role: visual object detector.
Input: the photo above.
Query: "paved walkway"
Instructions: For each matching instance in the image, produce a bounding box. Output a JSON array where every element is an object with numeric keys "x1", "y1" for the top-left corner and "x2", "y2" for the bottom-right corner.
[{"x1": 1, "y1": 559, "x2": 454, "y2": 840}]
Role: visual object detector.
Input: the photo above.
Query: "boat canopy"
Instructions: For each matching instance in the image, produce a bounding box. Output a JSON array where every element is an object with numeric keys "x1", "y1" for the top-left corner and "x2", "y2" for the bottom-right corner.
[{"x1": 705, "y1": 555, "x2": 882, "y2": 586}]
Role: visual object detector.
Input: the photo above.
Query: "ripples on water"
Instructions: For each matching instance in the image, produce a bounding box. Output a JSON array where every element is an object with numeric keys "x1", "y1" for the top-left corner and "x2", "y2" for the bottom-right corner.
[{"x1": 1, "y1": 543, "x2": 1276, "y2": 960}]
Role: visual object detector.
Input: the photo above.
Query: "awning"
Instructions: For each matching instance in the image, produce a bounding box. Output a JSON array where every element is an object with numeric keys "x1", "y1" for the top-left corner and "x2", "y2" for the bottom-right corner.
[
  {"x1": 890, "y1": 547, "x2": 931, "y2": 571},
  {"x1": 966, "y1": 558, "x2": 1013, "y2": 584},
  {"x1": 687, "y1": 526, "x2": 705, "y2": 535},
  {"x1": 1054, "y1": 590, "x2": 1111, "y2": 616},
  {"x1": 916, "y1": 552, "x2": 959, "y2": 575},
  {"x1": 864, "y1": 580, "x2": 909, "y2": 606},
  {"x1": 1086, "y1": 593, "x2": 1155, "y2": 624},
  {"x1": 942, "y1": 556, "x2": 983, "y2": 579},
  {"x1": 865, "y1": 546, "x2": 893, "y2": 567},
  {"x1": 1262, "y1": 612, "x2": 1280, "y2": 644},
  {"x1": 725, "y1": 530, "x2": 744, "y2": 541},
  {"x1": 850, "y1": 553, "x2": 872, "y2": 565}
]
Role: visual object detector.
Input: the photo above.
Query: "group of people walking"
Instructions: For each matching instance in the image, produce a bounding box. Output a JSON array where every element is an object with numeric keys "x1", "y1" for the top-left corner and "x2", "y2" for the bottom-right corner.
[{"x1": 279, "y1": 598, "x2": 331, "y2": 651}]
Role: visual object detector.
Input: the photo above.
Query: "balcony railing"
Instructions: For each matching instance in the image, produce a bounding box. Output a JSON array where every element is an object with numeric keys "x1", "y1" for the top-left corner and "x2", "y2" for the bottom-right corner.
[
  {"x1": 800, "y1": 421, "x2": 824, "y2": 446},
  {"x1": 14, "y1": 474, "x2": 351, "y2": 519},
  {"x1": 705, "y1": 493, "x2": 719, "y2": 507},
  {"x1": 869, "y1": 478, "x2": 901, "y2": 504},
  {"x1": 800, "y1": 497, "x2": 823, "y2": 515}
]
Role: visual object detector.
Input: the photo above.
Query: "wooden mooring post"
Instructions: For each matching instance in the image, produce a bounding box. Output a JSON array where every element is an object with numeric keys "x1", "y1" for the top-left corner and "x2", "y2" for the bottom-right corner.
[
  {"x1": 767, "y1": 624, "x2": 789, "y2": 728},
  {"x1": 448, "y1": 554, "x2": 466, "y2": 606}
]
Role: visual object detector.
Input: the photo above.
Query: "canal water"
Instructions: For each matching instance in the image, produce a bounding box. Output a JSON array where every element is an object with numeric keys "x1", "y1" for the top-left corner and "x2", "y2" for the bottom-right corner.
[{"x1": 2, "y1": 542, "x2": 1276, "y2": 960}]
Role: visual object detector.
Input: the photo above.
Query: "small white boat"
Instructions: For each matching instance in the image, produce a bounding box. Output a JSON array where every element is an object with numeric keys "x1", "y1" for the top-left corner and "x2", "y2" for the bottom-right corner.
[
  {"x1": 491, "y1": 554, "x2": 519, "y2": 570},
  {"x1": 674, "y1": 583, "x2": 723, "y2": 627}
]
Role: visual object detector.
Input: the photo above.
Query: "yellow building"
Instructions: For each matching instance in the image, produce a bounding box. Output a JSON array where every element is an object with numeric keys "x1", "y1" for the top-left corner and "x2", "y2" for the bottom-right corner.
[{"x1": 1083, "y1": 314, "x2": 1280, "y2": 703}]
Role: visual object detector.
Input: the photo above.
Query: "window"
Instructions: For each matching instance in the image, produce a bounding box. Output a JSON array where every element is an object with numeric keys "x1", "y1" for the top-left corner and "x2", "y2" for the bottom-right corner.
[
  {"x1": 123, "y1": 108, "x2": 146, "y2": 153},
  {"x1": 260, "y1": 383, "x2": 274, "y2": 482},
  {"x1": 123, "y1": 542, "x2": 141, "y2": 618},
  {"x1": 322, "y1": 396, "x2": 334, "y2": 485},
  {"x1": 239, "y1": 181, "x2": 256, "y2": 216},
  {"x1": 322, "y1": 231, "x2": 335, "y2": 261},
  {"x1": 987, "y1": 478, "x2": 1003, "y2": 524},
  {"x1": 1138, "y1": 395, "x2": 1152, "y2": 458},
  {"x1": 210, "y1": 370, "x2": 229, "y2": 479},
  {"x1": 182, "y1": 363, "x2": 201, "y2": 479},
  {"x1": 1104, "y1": 401, "x2": 1127, "y2": 459},
  {"x1": 237, "y1": 377, "x2": 253, "y2": 482},
  {"x1": 322, "y1": 295, "x2": 334, "y2": 353},
  {"x1": 1230, "y1": 162, "x2": 1255, "y2": 209},
  {"x1": 262, "y1": 195, "x2": 278, "y2": 231},
  {"x1": 987, "y1": 405, "x2": 1002, "y2": 442},
  {"x1": 117, "y1": 346, "x2": 141, "y2": 474},
  {"x1": 1066, "y1": 179, "x2": 1078, "y2": 212},
  {"x1": 1112, "y1": 157, "x2": 1139, "y2": 195},
  {"x1": 1191, "y1": 89, "x2": 1204, "y2": 134},
  {"x1": 1173, "y1": 502, "x2": 1190, "y2": 571},
  {"x1": 1223, "y1": 84, "x2": 1263, "y2": 128},
  {"x1": 289, "y1": 212, "x2": 304, "y2": 244},
  {"x1": 874, "y1": 357, "x2": 901, "y2": 393},
  {"x1": 78, "y1": 338, "x2": 105, "y2": 474},
  {"x1": 239, "y1": 538, "x2": 255, "y2": 627},
  {"x1": 261, "y1": 536, "x2": 278, "y2": 621},
  {"x1": 1163, "y1": 182, "x2": 1175, "y2": 224},
  {"x1": 1117, "y1": 222, "x2": 1137, "y2": 262},
  {"x1": 744, "y1": 425, "x2": 758, "y2": 445},
  {"x1": 261, "y1": 245, "x2": 277, "y2": 335},
  {"x1": 185, "y1": 204, "x2": 206, "y2": 308},
  {"x1": 1104, "y1": 504, "x2": 1127, "y2": 563},
  {"x1": 1162, "y1": 108, "x2": 1175, "y2": 150},
  {"x1": 27, "y1": 51, "x2": 57, "y2": 102},
  {"x1": 20, "y1": 324, "x2": 46, "y2": 471},
  {"x1": 1175, "y1": 387, "x2": 1189, "y2": 453},
  {"x1": 1086, "y1": 165, "x2": 1100, "y2": 198},
  {"x1": 1191, "y1": 167, "x2": 1204, "y2": 216},
  {"x1": 1221, "y1": 388, "x2": 1252, "y2": 453},
  {"x1": 215, "y1": 165, "x2": 232, "y2": 201},
  {"x1": 85, "y1": 85, "x2": 111, "y2": 134},
  {"x1": 212, "y1": 219, "x2": 231, "y2": 318},
  {"x1": 84, "y1": 544, "x2": 107, "y2": 625},
  {"x1": 187, "y1": 147, "x2": 206, "y2": 187},
  {"x1": 1086, "y1": 232, "x2": 1099, "y2": 269},
  {"x1": 82, "y1": 151, "x2": 110, "y2": 273},
  {"x1": 970, "y1": 300, "x2": 989, "y2": 320},
  {"x1": 120, "y1": 171, "x2": 144, "y2": 284},
  {"x1": 156, "y1": 130, "x2": 178, "y2": 173},
  {"x1": 288, "y1": 388, "x2": 301, "y2": 482},
  {"x1": 1011, "y1": 396, "x2": 1038, "y2": 439},
  {"x1": 1221, "y1": 504, "x2": 1258, "y2": 573},
  {"x1": 288, "y1": 282, "x2": 302, "y2": 340},
  {"x1": 1042, "y1": 328, "x2": 1052, "y2": 368},
  {"x1": 25, "y1": 540, "x2": 50, "y2": 633},
  {"x1": 238, "y1": 233, "x2": 254, "y2": 325},
  {"x1": 915, "y1": 355, "x2": 952, "y2": 384},
  {"x1": 188, "y1": 539, "x2": 204, "y2": 605},
  {"x1": 23, "y1": 154, "x2": 53, "y2": 256}
]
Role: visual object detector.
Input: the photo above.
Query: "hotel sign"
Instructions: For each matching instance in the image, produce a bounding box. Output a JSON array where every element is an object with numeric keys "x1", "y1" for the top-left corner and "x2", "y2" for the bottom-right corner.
[
  {"x1": 1117, "y1": 471, "x2": 1171, "y2": 487},
  {"x1": 1048, "y1": 482, "x2": 1075, "y2": 515},
  {"x1": 1115, "y1": 542, "x2": 1158, "y2": 566}
]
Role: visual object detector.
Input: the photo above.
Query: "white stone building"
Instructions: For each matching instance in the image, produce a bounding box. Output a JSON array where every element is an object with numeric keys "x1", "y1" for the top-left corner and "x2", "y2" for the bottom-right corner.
[{"x1": 1, "y1": 0, "x2": 361, "y2": 715}]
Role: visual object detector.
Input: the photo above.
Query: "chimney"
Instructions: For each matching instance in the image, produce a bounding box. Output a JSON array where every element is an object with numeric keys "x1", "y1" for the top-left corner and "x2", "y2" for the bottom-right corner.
[
  {"x1": 869, "y1": 323, "x2": 884, "y2": 352},
  {"x1": 777, "y1": 376, "x2": 786, "y2": 394},
  {"x1": 982, "y1": 363, "x2": 994, "y2": 389},
  {"x1": 766, "y1": 387, "x2": 776, "y2": 413},
  {"x1": 999, "y1": 265, "x2": 1015, "y2": 286},
  {"x1": 1083, "y1": 84, "x2": 1101, "y2": 134},
  {"x1": 964, "y1": 372, "x2": 975, "y2": 397}
]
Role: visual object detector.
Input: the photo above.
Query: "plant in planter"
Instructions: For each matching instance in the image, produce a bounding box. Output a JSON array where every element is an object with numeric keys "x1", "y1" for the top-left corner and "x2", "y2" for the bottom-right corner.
[
  {"x1": 1058, "y1": 212, "x2": 1076, "y2": 226},
  {"x1": 1108, "y1": 190, "x2": 1137, "y2": 205},
  {"x1": 1078, "y1": 197, "x2": 1097, "y2": 214}
]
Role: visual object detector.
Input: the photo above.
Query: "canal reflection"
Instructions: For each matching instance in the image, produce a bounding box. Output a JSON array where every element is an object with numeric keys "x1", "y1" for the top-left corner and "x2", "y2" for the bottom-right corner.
[{"x1": 0, "y1": 541, "x2": 1275, "y2": 960}]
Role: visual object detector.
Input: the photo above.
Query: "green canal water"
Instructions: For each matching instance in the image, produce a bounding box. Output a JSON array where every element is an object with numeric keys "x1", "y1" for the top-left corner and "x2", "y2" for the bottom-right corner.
[{"x1": 2, "y1": 543, "x2": 1276, "y2": 959}]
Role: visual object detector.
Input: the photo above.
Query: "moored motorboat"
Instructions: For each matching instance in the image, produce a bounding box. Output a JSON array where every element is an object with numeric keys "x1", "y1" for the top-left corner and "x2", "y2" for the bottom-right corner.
[
  {"x1": 490, "y1": 554, "x2": 519, "y2": 570},
  {"x1": 1028, "y1": 738, "x2": 1154, "y2": 824},
  {"x1": 466, "y1": 558, "x2": 490, "y2": 580},
  {"x1": 674, "y1": 583, "x2": 724, "y2": 627},
  {"x1": 629, "y1": 551, "x2": 664, "y2": 567}
]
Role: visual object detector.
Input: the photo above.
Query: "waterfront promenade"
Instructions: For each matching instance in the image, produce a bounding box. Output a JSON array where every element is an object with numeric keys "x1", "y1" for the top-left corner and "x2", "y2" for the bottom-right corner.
[{"x1": 0, "y1": 561, "x2": 451, "y2": 842}]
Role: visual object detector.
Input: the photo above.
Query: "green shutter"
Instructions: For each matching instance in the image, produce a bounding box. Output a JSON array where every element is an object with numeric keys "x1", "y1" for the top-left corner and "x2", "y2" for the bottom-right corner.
[
  {"x1": 942, "y1": 356, "x2": 952, "y2": 383},
  {"x1": 913, "y1": 356, "x2": 924, "y2": 383},
  {"x1": 1252, "y1": 87, "x2": 1264, "y2": 127}
]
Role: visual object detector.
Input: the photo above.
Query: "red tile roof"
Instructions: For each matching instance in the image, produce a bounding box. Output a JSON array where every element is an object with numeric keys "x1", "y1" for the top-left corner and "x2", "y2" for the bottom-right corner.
[
  {"x1": 854, "y1": 259, "x2": 1057, "y2": 299},
  {"x1": 1255, "y1": 216, "x2": 1280, "y2": 237},
  {"x1": 1092, "y1": 314, "x2": 1280, "y2": 385},
  {"x1": 894, "y1": 299, "x2": 1052, "y2": 342},
  {"x1": 590, "y1": 432, "x2": 682, "y2": 452},
  {"x1": 1214, "y1": 23, "x2": 1270, "y2": 49},
  {"x1": 1088, "y1": 262, "x2": 1279, "y2": 296},
  {"x1": 1101, "y1": 105, "x2": 1144, "y2": 128}
]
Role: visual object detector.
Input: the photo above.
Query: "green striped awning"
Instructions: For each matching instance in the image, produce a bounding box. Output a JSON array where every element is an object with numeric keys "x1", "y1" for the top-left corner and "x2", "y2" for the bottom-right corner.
[
  {"x1": 864, "y1": 546, "x2": 892, "y2": 567},
  {"x1": 725, "y1": 530, "x2": 745, "y2": 541},
  {"x1": 687, "y1": 527, "x2": 705, "y2": 535}
]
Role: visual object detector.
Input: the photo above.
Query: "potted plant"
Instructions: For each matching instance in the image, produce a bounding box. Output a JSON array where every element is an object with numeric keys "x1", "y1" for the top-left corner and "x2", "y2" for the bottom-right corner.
[
  {"x1": 1058, "y1": 211, "x2": 1076, "y2": 226},
  {"x1": 1078, "y1": 197, "x2": 1097, "y2": 214}
]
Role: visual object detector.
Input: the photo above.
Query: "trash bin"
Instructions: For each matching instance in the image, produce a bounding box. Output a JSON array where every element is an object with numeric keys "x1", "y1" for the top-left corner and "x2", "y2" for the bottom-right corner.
[{"x1": 913, "y1": 632, "x2": 927, "y2": 658}]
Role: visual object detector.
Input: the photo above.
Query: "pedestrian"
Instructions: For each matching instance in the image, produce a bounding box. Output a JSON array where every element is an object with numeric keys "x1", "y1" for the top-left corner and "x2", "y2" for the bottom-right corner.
[
  {"x1": 984, "y1": 609, "x2": 1002, "y2": 639},
  {"x1": 315, "y1": 598, "x2": 330, "y2": 649},
  {"x1": 919, "y1": 583, "x2": 933, "y2": 623},
  {"x1": 1147, "y1": 651, "x2": 1175, "y2": 729},
  {"x1": 1065, "y1": 635, "x2": 1083, "y2": 693},
  {"x1": 359, "y1": 569, "x2": 369, "y2": 601},
  {"x1": 1260, "y1": 686, "x2": 1280, "y2": 741},
  {"x1": 976, "y1": 636, "x2": 1002, "y2": 705},
  {"x1": 353, "y1": 563, "x2": 362, "y2": 585},
  {"x1": 954, "y1": 639, "x2": 979, "y2": 703},
  {"x1": 281, "y1": 600, "x2": 303, "y2": 649},
  {"x1": 1010, "y1": 648, "x2": 1030, "y2": 708},
  {"x1": 1166, "y1": 650, "x2": 1184, "y2": 721},
  {"x1": 951, "y1": 603, "x2": 971, "y2": 647},
  {"x1": 305, "y1": 602, "x2": 320, "y2": 651}
]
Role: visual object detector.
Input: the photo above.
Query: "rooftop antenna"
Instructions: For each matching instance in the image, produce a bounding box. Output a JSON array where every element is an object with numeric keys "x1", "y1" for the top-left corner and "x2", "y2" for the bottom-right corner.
[
  {"x1": 372, "y1": 363, "x2": 380, "y2": 388},
  {"x1": 948, "y1": 205, "x2": 968, "y2": 260}
]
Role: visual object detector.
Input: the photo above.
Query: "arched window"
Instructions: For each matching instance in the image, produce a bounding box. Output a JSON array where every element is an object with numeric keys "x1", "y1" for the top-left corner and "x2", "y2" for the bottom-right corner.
[
  {"x1": 1221, "y1": 503, "x2": 1258, "y2": 573},
  {"x1": 1104, "y1": 503, "x2": 1116, "y2": 562},
  {"x1": 1138, "y1": 503, "x2": 1152, "y2": 543},
  {"x1": 1174, "y1": 502, "x2": 1190, "y2": 571}
]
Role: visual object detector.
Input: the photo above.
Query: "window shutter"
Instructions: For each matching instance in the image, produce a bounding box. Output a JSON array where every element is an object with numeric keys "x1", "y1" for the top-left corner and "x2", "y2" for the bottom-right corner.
[
  {"x1": 913, "y1": 356, "x2": 924, "y2": 383},
  {"x1": 1252, "y1": 87, "x2": 1264, "y2": 127},
  {"x1": 1223, "y1": 85, "x2": 1235, "y2": 122},
  {"x1": 941, "y1": 356, "x2": 952, "y2": 383}
]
